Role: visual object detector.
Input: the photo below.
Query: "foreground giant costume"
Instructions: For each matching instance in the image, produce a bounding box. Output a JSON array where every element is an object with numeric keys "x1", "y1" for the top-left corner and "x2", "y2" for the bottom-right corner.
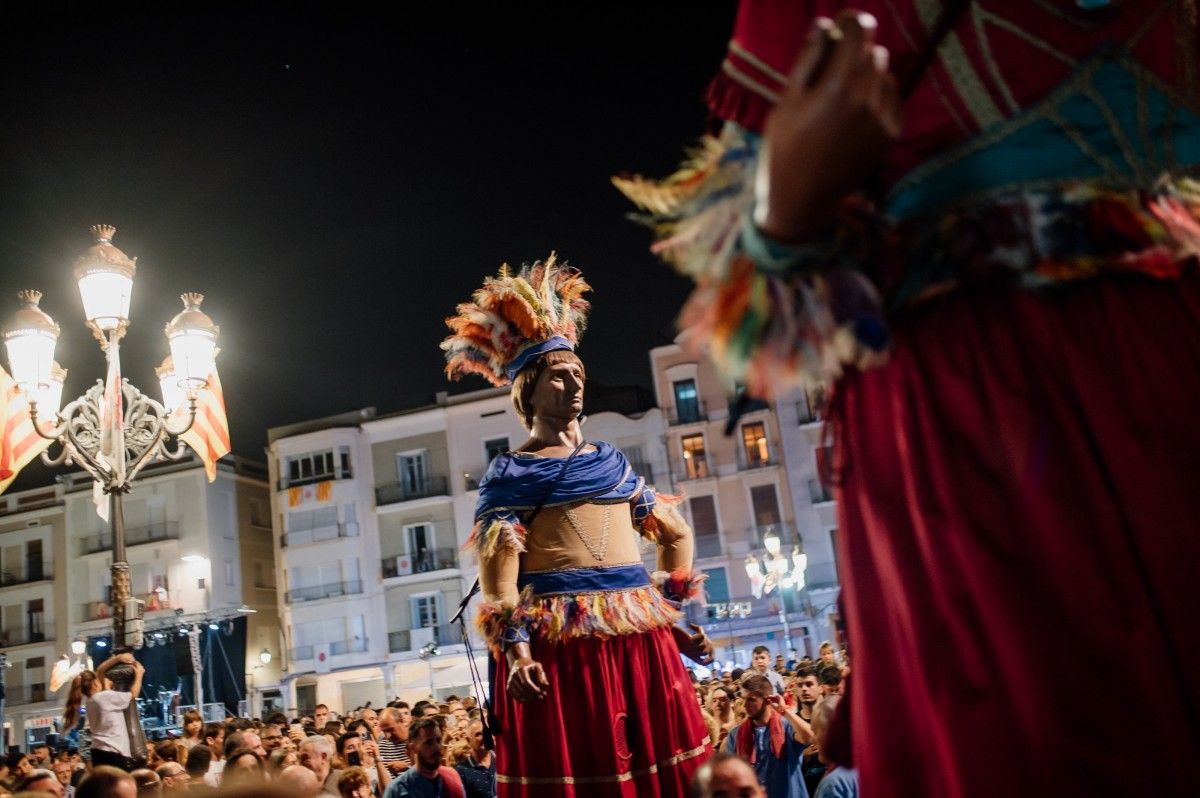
[
  {"x1": 618, "y1": 1, "x2": 1200, "y2": 795},
  {"x1": 442, "y1": 257, "x2": 712, "y2": 797}
]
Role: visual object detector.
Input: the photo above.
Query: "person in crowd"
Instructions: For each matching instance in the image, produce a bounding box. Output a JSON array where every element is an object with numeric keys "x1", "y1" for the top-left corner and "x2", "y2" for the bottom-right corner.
[
  {"x1": 277, "y1": 764, "x2": 321, "y2": 797},
  {"x1": 223, "y1": 731, "x2": 265, "y2": 762},
  {"x1": 708, "y1": 686, "x2": 739, "y2": 749},
  {"x1": 179, "y1": 711, "x2": 203, "y2": 751},
  {"x1": 453, "y1": 720, "x2": 495, "y2": 798},
  {"x1": 4, "y1": 754, "x2": 32, "y2": 790},
  {"x1": 183, "y1": 745, "x2": 210, "y2": 787},
  {"x1": 816, "y1": 644, "x2": 835, "y2": 670},
  {"x1": 52, "y1": 759, "x2": 74, "y2": 798},
  {"x1": 14, "y1": 768, "x2": 62, "y2": 797},
  {"x1": 359, "y1": 708, "x2": 380, "y2": 741},
  {"x1": 299, "y1": 735, "x2": 338, "y2": 796},
  {"x1": 201, "y1": 724, "x2": 224, "y2": 786},
  {"x1": 810, "y1": 697, "x2": 856, "y2": 798},
  {"x1": 61, "y1": 653, "x2": 144, "y2": 772},
  {"x1": 152, "y1": 741, "x2": 181, "y2": 766},
  {"x1": 337, "y1": 767, "x2": 373, "y2": 798},
  {"x1": 261, "y1": 724, "x2": 286, "y2": 754},
  {"x1": 382, "y1": 718, "x2": 463, "y2": 798},
  {"x1": 76, "y1": 765, "x2": 136, "y2": 798},
  {"x1": 221, "y1": 749, "x2": 265, "y2": 788},
  {"x1": 692, "y1": 752, "x2": 766, "y2": 798},
  {"x1": 750, "y1": 647, "x2": 786, "y2": 695},
  {"x1": 443, "y1": 258, "x2": 713, "y2": 795},
  {"x1": 130, "y1": 767, "x2": 161, "y2": 797},
  {"x1": 793, "y1": 667, "x2": 820, "y2": 727},
  {"x1": 336, "y1": 733, "x2": 389, "y2": 795},
  {"x1": 723, "y1": 674, "x2": 811, "y2": 798},
  {"x1": 30, "y1": 746, "x2": 51, "y2": 770},
  {"x1": 154, "y1": 762, "x2": 188, "y2": 794},
  {"x1": 268, "y1": 747, "x2": 298, "y2": 779},
  {"x1": 815, "y1": 667, "x2": 840, "y2": 699},
  {"x1": 313, "y1": 706, "x2": 331, "y2": 730},
  {"x1": 408, "y1": 702, "x2": 437, "y2": 722},
  {"x1": 376, "y1": 708, "x2": 410, "y2": 775}
]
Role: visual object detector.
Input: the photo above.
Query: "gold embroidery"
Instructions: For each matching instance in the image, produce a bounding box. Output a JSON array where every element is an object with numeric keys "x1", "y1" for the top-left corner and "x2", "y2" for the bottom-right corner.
[
  {"x1": 971, "y1": 5, "x2": 1020, "y2": 114},
  {"x1": 496, "y1": 742, "x2": 710, "y2": 785},
  {"x1": 719, "y1": 59, "x2": 780, "y2": 104},
  {"x1": 1079, "y1": 82, "x2": 1150, "y2": 183},
  {"x1": 880, "y1": 0, "x2": 971, "y2": 135},
  {"x1": 728, "y1": 39, "x2": 788, "y2": 86},
  {"x1": 914, "y1": 0, "x2": 1005, "y2": 129}
]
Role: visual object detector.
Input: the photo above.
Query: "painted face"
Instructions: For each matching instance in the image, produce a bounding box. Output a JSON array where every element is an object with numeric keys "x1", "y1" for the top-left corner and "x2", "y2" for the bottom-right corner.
[{"x1": 529, "y1": 359, "x2": 585, "y2": 421}]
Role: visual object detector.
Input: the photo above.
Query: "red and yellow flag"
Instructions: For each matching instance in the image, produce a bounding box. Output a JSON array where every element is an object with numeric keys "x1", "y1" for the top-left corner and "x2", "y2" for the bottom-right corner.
[
  {"x1": 181, "y1": 370, "x2": 231, "y2": 482},
  {"x1": 0, "y1": 367, "x2": 53, "y2": 494}
]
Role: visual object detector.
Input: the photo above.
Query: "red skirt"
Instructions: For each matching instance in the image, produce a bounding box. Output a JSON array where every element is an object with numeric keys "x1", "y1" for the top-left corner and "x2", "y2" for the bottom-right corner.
[
  {"x1": 834, "y1": 273, "x2": 1200, "y2": 796},
  {"x1": 492, "y1": 624, "x2": 712, "y2": 797}
]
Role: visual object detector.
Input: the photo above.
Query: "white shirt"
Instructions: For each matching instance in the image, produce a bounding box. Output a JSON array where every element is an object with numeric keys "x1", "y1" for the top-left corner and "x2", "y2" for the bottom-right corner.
[{"x1": 86, "y1": 690, "x2": 132, "y2": 757}]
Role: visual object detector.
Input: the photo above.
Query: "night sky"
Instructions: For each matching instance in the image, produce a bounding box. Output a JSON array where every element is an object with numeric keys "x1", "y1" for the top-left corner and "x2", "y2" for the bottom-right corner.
[{"x1": 0, "y1": 4, "x2": 738, "y2": 480}]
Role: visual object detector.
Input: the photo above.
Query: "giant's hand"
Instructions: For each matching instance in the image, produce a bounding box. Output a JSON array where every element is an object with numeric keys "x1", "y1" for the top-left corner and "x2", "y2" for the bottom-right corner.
[
  {"x1": 755, "y1": 10, "x2": 901, "y2": 243},
  {"x1": 506, "y1": 656, "x2": 550, "y2": 703},
  {"x1": 673, "y1": 623, "x2": 714, "y2": 666}
]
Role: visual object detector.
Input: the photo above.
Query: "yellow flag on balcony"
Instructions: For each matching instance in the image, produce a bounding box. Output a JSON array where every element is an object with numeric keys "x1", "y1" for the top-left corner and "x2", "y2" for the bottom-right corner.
[
  {"x1": 181, "y1": 370, "x2": 231, "y2": 482},
  {"x1": 0, "y1": 367, "x2": 52, "y2": 495},
  {"x1": 316, "y1": 480, "x2": 332, "y2": 502}
]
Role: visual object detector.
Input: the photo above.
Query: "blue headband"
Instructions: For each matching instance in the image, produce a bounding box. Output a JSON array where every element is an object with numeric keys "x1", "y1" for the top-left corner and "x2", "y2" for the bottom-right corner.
[{"x1": 506, "y1": 336, "x2": 574, "y2": 381}]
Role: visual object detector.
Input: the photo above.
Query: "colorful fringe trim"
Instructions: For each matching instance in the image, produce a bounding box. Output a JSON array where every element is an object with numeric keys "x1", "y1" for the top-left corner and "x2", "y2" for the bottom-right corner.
[
  {"x1": 476, "y1": 586, "x2": 682, "y2": 652},
  {"x1": 466, "y1": 514, "x2": 526, "y2": 558},
  {"x1": 637, "y1": 492, "x2": 687, "y2": 543},
  {"x1": 618, "y1": 122, "x2": 1200, "y2": 398},
  {"x1": 651, "y1": 567, "x2": 707, "y2": 606}
]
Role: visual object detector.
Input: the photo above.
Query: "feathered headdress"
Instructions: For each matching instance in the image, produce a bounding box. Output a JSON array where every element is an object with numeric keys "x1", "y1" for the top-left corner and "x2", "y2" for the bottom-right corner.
[{"x1": 441, "y1": 253, "x2": 592, "y2": 386}]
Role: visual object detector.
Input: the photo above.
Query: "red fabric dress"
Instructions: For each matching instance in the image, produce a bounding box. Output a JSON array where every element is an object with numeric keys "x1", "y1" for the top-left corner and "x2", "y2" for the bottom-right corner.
[{"x1": 684, "y1": 1, "x2": 1200, "y2": 794}]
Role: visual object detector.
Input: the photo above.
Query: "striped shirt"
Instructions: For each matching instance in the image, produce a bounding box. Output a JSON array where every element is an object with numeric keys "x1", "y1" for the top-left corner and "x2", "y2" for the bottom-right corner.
[{"x1": 377, "y1": 735, "x2": 408, "y2": 764}]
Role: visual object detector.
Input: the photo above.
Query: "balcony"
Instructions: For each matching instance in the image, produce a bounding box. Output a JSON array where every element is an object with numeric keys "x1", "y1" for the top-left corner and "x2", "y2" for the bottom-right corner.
[
  {"x1": 627, "y1": 460, "x2": 654, "y2": 485},
  {"x1": 0, "y1": 630, "x2": 48, "y2": 649},
  {"x1": 749, "y1": 523, "x2": 797, "y2": 547},
  {"x1": 0, "y1": 561, "x2": 52, "y2": 588},
  {"x1": 283, "y1": 522, "x2": 358, "y2": 548},
  {"x1": 382, "y1": 548, "x2": 457, "y2": 578},
  {"x1": 81, "y1": 521, "x2": 180, "y2": 555},
  {"x1": 2, "y1": 684, "x2": 49, "y2": 706},
  {"x1": 694, "y1": 533, "x2": 723, "y2": 559},
  {"x1": 290, "y1": 644, "x2": 314, "y2": 661},
  {"x1": 808, "y1": 479, "x2": 835, "y2": 505},
  {"x1": 330, "y1": 637, "x2": 369, "y2": 656},
  {"x1": 286, "y1": 580, "x2": 363, "y2": 604},
  {"x1": 375, "y1": 476, "x2": 449, "y2": 507},
  {"x1": 667, "y1": 401, "x2": 708, "y2": 427},
  {"x1": 387, "y1": 625, "x2": 461, "y2": 653},
  {"x1": 737, "y1": 449, "x2": 779, "y2": 471},
  {"x1": 277, "y1": 472, "x2": 350, "y2": 491},
  {"x1": 83, "y1": 590, "x2": 172, "y2": 622},
  {"x1": 675, "y1": 458, "x2": 712, "y2": 481}
]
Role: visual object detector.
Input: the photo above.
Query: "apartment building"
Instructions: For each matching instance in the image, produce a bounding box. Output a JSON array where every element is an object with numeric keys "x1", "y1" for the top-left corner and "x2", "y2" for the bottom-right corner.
[
  {"x1": 649, "y1": 338, "x2": 841, "y2": 661},
  {"x1": 0, "y1": 453, "x2": 277, "y2": 745}
]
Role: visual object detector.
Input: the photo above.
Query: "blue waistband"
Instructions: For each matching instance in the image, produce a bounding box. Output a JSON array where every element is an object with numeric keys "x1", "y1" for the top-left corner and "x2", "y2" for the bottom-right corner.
[{"x1": 518, "y1": 563, "x2": 650, "y2": 595}]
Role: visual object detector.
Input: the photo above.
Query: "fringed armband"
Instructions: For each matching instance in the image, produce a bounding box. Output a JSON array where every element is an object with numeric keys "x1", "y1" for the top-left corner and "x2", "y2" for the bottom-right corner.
[
  {"x1": 476, "y1": 601, "x2": 530, "y2": 656},
  {"x1": 634, "y1": 489, "x2": 687, "y2": 543},
  {"x1": 464, "y1": 511, "x2": 527, "y2": 558},
  {"x1": 614, "y1": 122, "x2": 890, "y2": 397},
  {"x1": 651, "y1": 567, "x2": 707, "y2": 610}
]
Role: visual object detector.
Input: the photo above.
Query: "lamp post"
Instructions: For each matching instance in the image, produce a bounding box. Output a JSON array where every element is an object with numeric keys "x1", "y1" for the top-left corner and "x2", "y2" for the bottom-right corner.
[
  {"x1": 419, "y1": 641, "x2": 439, "y2": 698},
  {"x1": 745, "y1": 528, "x2": 807, "y2": 656},
  {"x1": 2, "y1": 225, "x2": 220, "y2": 650}
]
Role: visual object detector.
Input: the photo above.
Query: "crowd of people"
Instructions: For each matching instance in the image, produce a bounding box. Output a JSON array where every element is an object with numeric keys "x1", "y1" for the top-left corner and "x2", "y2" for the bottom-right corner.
[{"x1": 0, "y1": 639, "x2": 852, "y2": 798}]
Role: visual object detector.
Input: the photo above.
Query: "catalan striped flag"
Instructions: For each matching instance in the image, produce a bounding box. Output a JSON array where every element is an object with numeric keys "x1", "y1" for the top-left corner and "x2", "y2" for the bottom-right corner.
[
  {"x1": 0, "y1": 367, "x2": 53, "y2": 494},
  {"x1": 181, "y1": 370, "x2": 231, "y2": 482}
]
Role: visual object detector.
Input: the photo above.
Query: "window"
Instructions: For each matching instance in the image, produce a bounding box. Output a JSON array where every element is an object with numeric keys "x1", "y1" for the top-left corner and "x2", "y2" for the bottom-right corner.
[
  {"x1": 410, "y1": 594, "x2": 441, "y2": 628},
  {"x1": 254, "y1": 560, "x2": 276, "y2": 589},
  {"x1": 750, "y1": 484, "x2": 783, "y2": 534},
  {"x1": 406, "y1": 524, "x2": 436, "y2": 571},
  {"x1": 702, "y1": 567, "x2": 729, "y2": 603},
  {"x1": 397, "y1": 450, "x2": 430, "y2": 494},
  {"x1": 249, "y1": 498, "x2": 269, "y2": 528},
  {"x1": 339, "y1": 446, "x2": 352, "y2": 478},
  {"x1": 27, "y1": 598, "x2": 45, "y2": 641},
  {"x1": 681, "y1": 434, "x2": 708, "y2": 479},
  {"x1": 673, "y1": 379, "x2": 702, "y2": 424},
  {"x1": 689, "y1": 495, "x2": 719, "y2": 538},
  {"x1": 484, "y1": 437, "x2": 509, "y2": 463},
  {"x1": 741, "y1": 422, "x2": 769, "y2": 467},
  {"x1": 285, "y1": 450, "x2": 336, "y2": 487}
]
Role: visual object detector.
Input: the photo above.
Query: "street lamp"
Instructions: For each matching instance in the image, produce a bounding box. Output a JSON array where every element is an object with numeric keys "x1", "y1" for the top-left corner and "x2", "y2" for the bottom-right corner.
[
  {"x1": 745, "y1": 528, "x2": 808, "y2": 656},
  {"x1": 1, "y1": 225, "x2": 220, "y2": 650},
  {"x1": 259, "y1": 648, "x2": 272, "y2": 666},
  {"x1": 419, "y1": 640, "x2": 440, "y2": 698}
]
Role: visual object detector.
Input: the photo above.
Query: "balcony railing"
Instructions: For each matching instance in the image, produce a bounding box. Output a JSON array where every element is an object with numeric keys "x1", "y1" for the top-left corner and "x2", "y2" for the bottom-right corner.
[
  {"x1": 382, "y1": 548, "x2": 458, "y2": 578},
  {"x1": 286, "y1": 580, "x2": 363, "y2": 604},
  {"x1": 283, "y1": 522, "x2": 358, "y2": 548},
  {"x1": 667, "y1": 401, "x2": 708, "y2": 426},
  {"x1": 83, "y1": 590, "x2": 171, "y2": 622},
  {"x1": 82, "y1": 521, "x2": 180, "y2": 555},
  {"x1": 694, "y1": 533, "x2": 723, "y2": 559},
  {"x1": 2, "y1": 684, "x2": 48, "y2": 706},
  {"x1": 0, "y1": 630, "x2": 49, "y2": 649},
  {"x1": 277, "y1": 472, "x2": 350, "y2": 491},
  {"x1": 290, "y1": 644, "x2": 314, "y2": 661},
  {"x1": 463, "y1": 467, "x2": 487, "y2": 492},
  {"x1": 808, "y1": 479, "x2": 834, "y2": 504},
  {"x1": 749, "y1": 523, "x2": 797, "y2": 547},
  {"x1": 375, "y1": 476, "x2": 449, "y2": 506},
  {"x1": 737, "y1": 449, "x2": 779, "y2": 471},
  {"x1": 330, "y1": 637, "x2": 369, "y2": 656},
  {"x1": 675, "y1": 458, "x2": 712, "y2": 481},
  {"x1": 0, "y1": 561, "x2": 52, "y2": 588},
  {"x1": 387, "y1": 625, "x2": 461, "y2": 653}
]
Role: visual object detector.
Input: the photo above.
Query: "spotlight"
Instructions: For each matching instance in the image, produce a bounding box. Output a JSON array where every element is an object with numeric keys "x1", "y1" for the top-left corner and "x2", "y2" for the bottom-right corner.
[
  {"x1": 154, "y1": 632, "x2": 165, "y2": 640},
  {"x1": 208, "y1": 622, "x2": 220, "y2": 631},
  {"x1": 95, "y1": 639, "x2": 108, "y2": 649}
]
